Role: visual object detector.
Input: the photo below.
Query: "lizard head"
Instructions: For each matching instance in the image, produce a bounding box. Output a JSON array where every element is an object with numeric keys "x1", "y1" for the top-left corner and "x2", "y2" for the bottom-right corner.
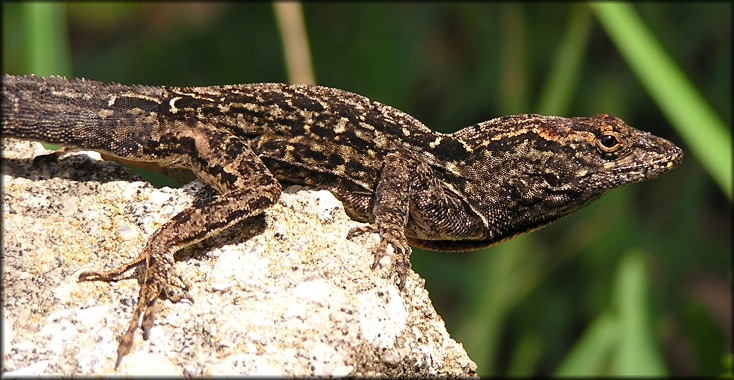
[
  {"x1": 447, "y1": 113, "x2": 683, "y2": 247},
  {"x1": 540, "y1": 113, "x2": 683, "y2": 191}
]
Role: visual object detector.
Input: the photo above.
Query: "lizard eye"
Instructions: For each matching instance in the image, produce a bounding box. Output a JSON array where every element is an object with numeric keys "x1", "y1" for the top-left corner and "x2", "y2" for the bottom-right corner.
[
  {"x1": 595, "y1": 132, "x2": 624, "y2": 155},
  {"x1": 600, "y1": 134, "x2": 618, "y2": 148}
]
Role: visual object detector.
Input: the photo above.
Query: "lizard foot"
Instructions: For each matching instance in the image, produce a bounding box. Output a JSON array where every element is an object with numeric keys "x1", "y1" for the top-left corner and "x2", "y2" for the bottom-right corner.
[
  {"x1": 347, "y1": 225, "x2": 412, "y2": 289},
  {"x1": 78, "y1": 251, "x2": 191, "y2": 368}
]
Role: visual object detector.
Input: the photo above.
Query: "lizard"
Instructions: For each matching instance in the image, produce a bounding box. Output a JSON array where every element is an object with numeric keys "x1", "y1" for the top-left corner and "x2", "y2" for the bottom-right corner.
[{"x1": 1, "y1": 74, "x2": 683, "y2": 368}]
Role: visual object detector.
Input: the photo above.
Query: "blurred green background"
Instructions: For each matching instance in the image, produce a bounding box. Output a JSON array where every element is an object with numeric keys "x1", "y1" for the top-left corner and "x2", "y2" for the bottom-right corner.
[{"x1": 3, "y1": 2, "x2": 731, "y2": 376}]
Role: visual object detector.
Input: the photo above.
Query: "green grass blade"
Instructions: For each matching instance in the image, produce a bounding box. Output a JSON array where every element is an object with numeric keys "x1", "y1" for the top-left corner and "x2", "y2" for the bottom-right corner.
[
  {"x1": 612, "y1": 250, "x2": 667, "y2": 375},
  {"x1": 590, "y1": 3, "x2": 732, "y2": 200},
  {"x1": 273, "y1": 2, "x2": 316, "y2": 85},
  {"x1": 554, "y1": 312, "x2": 618, "y2": 376},
  {"x1": 457, "y1": 238, "x2": 543, "y2": 375},
  {"x1": 555, "y1": 251, "x2": 667, "y2": 376},
  {"x1": 536, "y1": 4, "x2": 593, "y2": 116},
  {"x1": 23, "y1": 2, "x2": 72, "y2": 76},
  {"x1": 507, "y1": 331, "x2": 543, "y2": 376}
]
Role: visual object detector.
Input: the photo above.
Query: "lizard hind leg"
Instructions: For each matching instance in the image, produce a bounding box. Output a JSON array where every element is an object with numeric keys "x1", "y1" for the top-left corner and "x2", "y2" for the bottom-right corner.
[
  {"x1": 78, "y1": 124, "x2": 283, "y2": 368},
  {"x1": 76, "y1": 140, "x2": 283, "y2": 369},
  {"x1": 78, "y1": 181, "x2": 282, "y2": 368}
]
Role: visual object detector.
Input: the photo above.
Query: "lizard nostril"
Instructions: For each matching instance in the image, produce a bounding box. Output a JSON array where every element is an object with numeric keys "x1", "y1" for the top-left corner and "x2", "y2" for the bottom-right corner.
[{"x1": 542, "y1": 172, "x2": 559, "y2": 187}]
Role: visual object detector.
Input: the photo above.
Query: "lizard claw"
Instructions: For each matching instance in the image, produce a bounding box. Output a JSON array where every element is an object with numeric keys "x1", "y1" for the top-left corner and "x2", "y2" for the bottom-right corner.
[{"x1": 347, "y1": 224, "x2": 412, "y2": 289}]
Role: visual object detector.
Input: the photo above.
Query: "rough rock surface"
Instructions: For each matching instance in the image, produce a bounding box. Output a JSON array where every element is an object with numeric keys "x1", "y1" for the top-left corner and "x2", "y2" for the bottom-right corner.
[{"x1": 2, "y1": 139, "x2": 477, "y2": 377}]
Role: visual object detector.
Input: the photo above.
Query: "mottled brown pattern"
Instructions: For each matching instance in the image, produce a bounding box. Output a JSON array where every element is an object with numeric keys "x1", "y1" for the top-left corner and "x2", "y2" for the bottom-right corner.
[{"x1": 1, "y1": 74, "x2": 682, "y2": 368}]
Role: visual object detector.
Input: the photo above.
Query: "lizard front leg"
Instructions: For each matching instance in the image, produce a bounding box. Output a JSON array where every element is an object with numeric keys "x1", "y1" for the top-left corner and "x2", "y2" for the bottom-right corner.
[
  {"x1": 348, "y1": 151, "x2": 484, "y2": 288},
  {"x1": 348, "y1": 151, "x2": 412, "y2": 286},
  {"x1": 79, "y1": 126, "x2": 282, "y2": 368}
]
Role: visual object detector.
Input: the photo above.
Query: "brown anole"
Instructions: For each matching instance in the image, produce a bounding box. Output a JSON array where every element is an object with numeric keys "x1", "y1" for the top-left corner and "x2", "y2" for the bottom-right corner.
[{"x1": 1, "y1": 74, "x2": 683, "y2": 367}]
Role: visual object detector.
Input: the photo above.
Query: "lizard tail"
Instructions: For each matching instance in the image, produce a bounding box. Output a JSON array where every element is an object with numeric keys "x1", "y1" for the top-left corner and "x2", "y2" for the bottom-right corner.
[{"x1": 2, "y1": 74, "x2": 164, "y2": 153}]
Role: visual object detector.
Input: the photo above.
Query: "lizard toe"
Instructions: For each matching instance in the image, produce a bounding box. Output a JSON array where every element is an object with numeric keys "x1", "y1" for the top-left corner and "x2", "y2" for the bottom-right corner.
[
  {"x1": 365, "y1": 227, "x2": 413, "y2": 289},
  {"x1": 346, "y1": 224, "x2": 378, "y2": 240}
]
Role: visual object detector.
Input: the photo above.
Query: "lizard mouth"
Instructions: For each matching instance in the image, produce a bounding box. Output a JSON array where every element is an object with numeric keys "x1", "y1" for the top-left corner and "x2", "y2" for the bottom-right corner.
[
  {"x1": 583, "y1": 143, "x2": 683, "y2": 190},
  {"x1": 613, "y1": 144, "x2": 683, "y2": 185}
]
